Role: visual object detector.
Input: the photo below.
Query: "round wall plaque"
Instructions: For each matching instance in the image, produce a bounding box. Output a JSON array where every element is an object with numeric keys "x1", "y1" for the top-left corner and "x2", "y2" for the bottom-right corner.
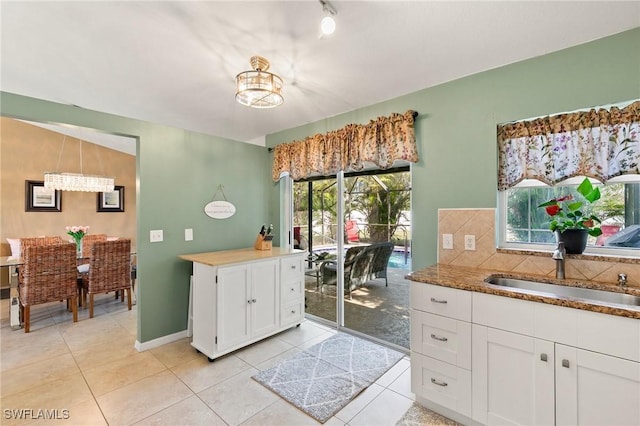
[{"x1": 204, "y1": 200, "x2": 236, "y2": 219}]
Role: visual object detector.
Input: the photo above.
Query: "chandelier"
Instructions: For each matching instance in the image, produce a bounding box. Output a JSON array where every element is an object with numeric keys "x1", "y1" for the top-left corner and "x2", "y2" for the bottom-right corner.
[
  {"x1": 235, "y1": 56, "x2": 284, "y2": 108},
  {"x1": 44, "y1": 136, "x2": 115, "y2": 192}
]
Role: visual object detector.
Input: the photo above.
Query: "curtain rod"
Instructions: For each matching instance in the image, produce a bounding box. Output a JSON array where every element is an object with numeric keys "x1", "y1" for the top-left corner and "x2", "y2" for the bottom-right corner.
[{"x1": 267, "y1": 110, "x2": 419, "y2": 152}]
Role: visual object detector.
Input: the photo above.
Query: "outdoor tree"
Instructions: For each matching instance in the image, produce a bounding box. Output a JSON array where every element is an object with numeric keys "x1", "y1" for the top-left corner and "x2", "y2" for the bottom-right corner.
[{"x1": 348, "y1": 172, "x2": 411, "y2": 243}]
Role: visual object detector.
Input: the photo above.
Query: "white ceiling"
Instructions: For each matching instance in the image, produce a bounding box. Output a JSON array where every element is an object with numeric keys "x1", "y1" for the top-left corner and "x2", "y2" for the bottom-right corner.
[{"x1": 2, "y1": 1, "x2": 639, "y2": 149}]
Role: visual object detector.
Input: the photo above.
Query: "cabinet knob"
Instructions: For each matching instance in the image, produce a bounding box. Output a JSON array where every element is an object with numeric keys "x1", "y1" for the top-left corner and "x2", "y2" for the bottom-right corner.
[
  {"x1": 540, "y1": 353, "x2": 548, "y2": 362},
  {"x1": 291, "y1": 265, "x2": 296, "y2": 269},
  {"x1": 430, "y1": 297, "x2": 448, "y2": 304},
  {"x1": 247, "y1": 300, "x2": 252, "y2": 304},
  {"x1": 290, "y1": 287, "x2": 295, "y2": 292},
  {"x1": 430, "y1": 378, "x2": 448, "y2": 387},
  {"x1": 562, "y1": 359, "x2": 570, "y2": 368},
  {"x1": 291, "y1": 310, "x2": 296, "y2": 314},
  {"x1": 252, "y1": 298, "x2": 257, "y2": 303}
]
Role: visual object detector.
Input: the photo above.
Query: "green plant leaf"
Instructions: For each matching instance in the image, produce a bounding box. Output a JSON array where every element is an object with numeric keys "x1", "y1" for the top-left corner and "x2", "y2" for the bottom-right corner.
[
  {"x1": 577, "y1": 178, "x2": 601, "y2": 203},
  {"x1": 588, "y1": 228, "x2": 603, "y2": 237},
  {"x1": 566, "y1": 202, "x2": 583, "y2": 212}
]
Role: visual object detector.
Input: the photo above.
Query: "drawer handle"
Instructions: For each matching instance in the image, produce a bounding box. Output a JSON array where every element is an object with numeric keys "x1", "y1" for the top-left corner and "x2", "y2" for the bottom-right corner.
[
  {"x1": 430, "y1": 378, "x2": 448, "y2": 387},
  {"x1": 430, "y1": 334, "x2": 448, "y2": 342},
  {"x1": 430, "y1": 297, "x2": 448, "y2": 304},
  {"x1": 291, "y1": 265, "x2": 296, "y2": 269},
  {"x1": 562, "y1": 359, "x2": 570, "y2": 368},
  {"x1": 540, "y1": 353, "x2": 548, "y2": 362}
]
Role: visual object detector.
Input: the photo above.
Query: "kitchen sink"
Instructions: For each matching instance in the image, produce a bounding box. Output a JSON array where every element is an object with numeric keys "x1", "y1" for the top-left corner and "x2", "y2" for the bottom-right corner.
[{"x1": 485, "y1": 276, "x2": 640, "y2": 308}]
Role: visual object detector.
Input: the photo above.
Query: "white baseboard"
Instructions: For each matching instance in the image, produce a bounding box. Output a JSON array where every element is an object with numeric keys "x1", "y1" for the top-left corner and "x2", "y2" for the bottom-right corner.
[{"x1": 135, "y1": 329, "x2": 189, "y2": 352}]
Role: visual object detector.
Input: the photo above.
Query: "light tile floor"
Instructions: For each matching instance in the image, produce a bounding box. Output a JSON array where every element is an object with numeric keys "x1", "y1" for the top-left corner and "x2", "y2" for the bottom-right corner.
[{"x1": 1, "y1": 294, "x2": 416, "y2": 425}]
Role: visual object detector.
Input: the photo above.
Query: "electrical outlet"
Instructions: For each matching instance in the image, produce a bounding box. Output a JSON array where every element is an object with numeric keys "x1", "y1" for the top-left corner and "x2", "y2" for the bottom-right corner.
[
  {"x1": 464, "y1": 234, "x2": 476, "y2": 251},
  {"x1": 150, "y1": 229, "x2": 163, "y2": 242},
  {"x1": 185, "y1": 228, "x2": 193, "y2": 241},
  {"x1": 442, "y1": 234, "x2": 453, "y2": 250}
]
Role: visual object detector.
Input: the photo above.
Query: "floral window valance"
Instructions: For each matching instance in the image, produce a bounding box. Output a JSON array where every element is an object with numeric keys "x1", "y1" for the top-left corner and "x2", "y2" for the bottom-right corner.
[
  {"x1": 271, "y1": 110, "x2": 419, "y2": 181},
  {"x1": 497, "y1": 100, "x2": 639, "y2": 190}
]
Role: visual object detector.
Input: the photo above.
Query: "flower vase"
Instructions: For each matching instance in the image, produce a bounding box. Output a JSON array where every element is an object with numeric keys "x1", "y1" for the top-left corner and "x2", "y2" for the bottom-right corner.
[
  {"x1": 75, "y1": 237, "x2": 83, "y2": 258},
  {"x1": 556, "y1": 229, "x2": 588, "y2": 254}
]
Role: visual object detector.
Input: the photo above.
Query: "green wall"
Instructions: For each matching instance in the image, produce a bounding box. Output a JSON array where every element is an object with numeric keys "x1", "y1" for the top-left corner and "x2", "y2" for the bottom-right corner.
[
  {"x1": 267, "y1": 28, "x2": 640, "y2": 271},
  {"x1": 0, "y1": 93, "x2": 273, "y2": 343},
  {"x1": 2, "y1": 28, "x2": 638, "y2": 343}
]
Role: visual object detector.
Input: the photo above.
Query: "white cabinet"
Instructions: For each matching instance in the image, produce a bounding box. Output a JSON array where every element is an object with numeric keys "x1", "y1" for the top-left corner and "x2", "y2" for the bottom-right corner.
[
  {"x1": 472, "y1": 325, "x2": 555, "y2": 425},
  {"x1": 410, "y1": 282, "x2": 472, "y2": 418},
  {"x1": 217, "y1": 260, "x2": 279, "y2": 352},
  {"x1": 188, "y1": 250, "x2": 305, "y2": 361},
  {"x1": 411, "y1": 281, "x2": 640, "y2": 426},
  {"x1": 555, "y1": 344, "x2": 640, "y2": 426},
  {"x1": 471, "y1": 291, "x2": 640, "y2": 426},
  {"x1": 280, "y1": 255, "x2": 304, "y2": 327}
]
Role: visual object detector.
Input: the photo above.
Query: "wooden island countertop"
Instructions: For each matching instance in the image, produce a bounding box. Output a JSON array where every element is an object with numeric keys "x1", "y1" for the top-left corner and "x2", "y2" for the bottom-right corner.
[{"x1": 179, "y1": 247, "x2": 304, "y2": 267}]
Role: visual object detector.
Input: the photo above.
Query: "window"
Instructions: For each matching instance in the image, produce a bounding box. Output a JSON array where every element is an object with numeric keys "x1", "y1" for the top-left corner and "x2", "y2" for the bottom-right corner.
[{"x1": 501, "y1": 181, "x2": 640, "y2": 253}]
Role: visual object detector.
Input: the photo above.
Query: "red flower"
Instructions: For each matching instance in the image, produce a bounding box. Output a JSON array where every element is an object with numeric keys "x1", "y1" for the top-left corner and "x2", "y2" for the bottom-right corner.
[{"x1": 545, "y1": 205, "x2": 560, "y2": 216}]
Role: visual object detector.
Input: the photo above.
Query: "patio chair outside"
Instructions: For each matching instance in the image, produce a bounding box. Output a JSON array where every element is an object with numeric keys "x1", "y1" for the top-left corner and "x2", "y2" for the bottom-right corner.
[{"x1": 320, "y1": 242, "x2": 394, "y2": 298}]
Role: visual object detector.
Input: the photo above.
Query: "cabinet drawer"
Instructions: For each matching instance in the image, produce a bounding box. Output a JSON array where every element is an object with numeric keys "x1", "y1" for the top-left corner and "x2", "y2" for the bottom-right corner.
[
  {"x1": 281, "y1": 256, "x2": 303, "y2": 283},
  {"x1": 411, "y1": 282, "x2": 472, "y2": 322},
  {"x1": 411, "y1": 352, "x2": 471, "y2": 417},
  {"x1": 411, "y1": 311, "x2": 471, "y2": 370},
  {"x1": 281, "y1": 279, "x2": 303, "y2": 303},
  {"x1": 281, "y1": 301, "x2": 304, "y2": 327}
]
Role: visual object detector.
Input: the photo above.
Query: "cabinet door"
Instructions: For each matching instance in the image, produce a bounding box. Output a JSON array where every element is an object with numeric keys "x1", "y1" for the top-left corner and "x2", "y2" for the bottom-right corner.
[
  {"x1": 251, "y1": 259, "x2": 279, "y2": 338},
  {"x1": 472, "y1": 325, "x2": 554, "y2": 425},
  {"x1": 556, "y1": 344, "x2": 640, "y2": 426},
  {"x1": 217, "y1": 264, "x2": 251, "y2": 352}
]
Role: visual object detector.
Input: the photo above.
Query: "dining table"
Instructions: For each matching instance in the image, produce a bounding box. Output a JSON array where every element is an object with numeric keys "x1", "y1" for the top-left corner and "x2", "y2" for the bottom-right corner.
[
  {"x1": 1, "y1": 256, "x2": 22, "y2": 329},
  {"x1": 1, "y1": 249, "x2": 137, "y2": 331}
]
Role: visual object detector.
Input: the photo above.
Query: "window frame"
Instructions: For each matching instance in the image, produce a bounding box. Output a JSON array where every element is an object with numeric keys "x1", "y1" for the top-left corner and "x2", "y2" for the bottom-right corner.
[{"x1": 497, "y1": 184, "x2": 640, "y2": 258}]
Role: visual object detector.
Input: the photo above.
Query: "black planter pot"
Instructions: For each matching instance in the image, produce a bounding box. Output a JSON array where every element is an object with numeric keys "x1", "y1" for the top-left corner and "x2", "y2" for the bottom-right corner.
[{"x1": 556, "y1": 229, "x2": 589, "y2": 254}]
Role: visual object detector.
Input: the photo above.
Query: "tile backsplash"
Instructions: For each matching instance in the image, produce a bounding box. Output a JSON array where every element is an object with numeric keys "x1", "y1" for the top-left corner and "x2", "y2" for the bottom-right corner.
[{"x1": 438, "y1": 208, "x2": 640, "y2": 288}]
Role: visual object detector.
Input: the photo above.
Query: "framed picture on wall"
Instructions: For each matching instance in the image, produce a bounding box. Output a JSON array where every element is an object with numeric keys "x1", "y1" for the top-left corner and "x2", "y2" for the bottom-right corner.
[
  {"x1": 25, "y1": 180, "x2": 61, "y2": 212},
  {"x1": 97, "y1": 185, "x2": 124, "y2": 212}
]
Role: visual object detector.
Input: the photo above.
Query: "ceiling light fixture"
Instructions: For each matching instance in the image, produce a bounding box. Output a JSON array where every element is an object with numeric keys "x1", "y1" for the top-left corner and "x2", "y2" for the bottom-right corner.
[
  {"x1": 319, "y1": 0, "x2": 337, "y2": 35},
  {"x1": 44, "y1": 136, "x2": 115, "y2": 192},
  {"x1": 235, "y1": 56, "x2": 284, "y2": 108}
]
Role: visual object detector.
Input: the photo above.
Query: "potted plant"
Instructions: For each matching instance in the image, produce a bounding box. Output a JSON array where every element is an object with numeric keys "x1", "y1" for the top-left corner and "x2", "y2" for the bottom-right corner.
[{"x1": 538, "y1": 178, "x2": 603, "y2": 254}]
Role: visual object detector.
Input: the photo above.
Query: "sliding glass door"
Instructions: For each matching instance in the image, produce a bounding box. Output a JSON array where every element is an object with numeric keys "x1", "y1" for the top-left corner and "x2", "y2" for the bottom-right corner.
[{"x1": 290, "y1": 169, "x2": 412, "y2": 349}]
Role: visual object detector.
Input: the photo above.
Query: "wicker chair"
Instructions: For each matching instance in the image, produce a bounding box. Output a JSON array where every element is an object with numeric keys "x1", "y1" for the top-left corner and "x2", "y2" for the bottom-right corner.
[
  {"x1": 80, "y1": 239, "x2": 132, "y2": 317},
  {"x1": 18, "y1": 242, "x2": 78, "y2": 332},
  {"x1": 81, "y1": 234, "x2": 107, "y2": 259},
  {"x1": 19, "y1": 236, "x2": 65, "y2": 254}
]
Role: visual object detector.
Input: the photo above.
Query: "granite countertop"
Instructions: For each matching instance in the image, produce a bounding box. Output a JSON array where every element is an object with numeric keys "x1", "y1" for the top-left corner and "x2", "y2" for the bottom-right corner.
[{"x1": 407, "y1": 264, "x2": 640, "y2": 320}]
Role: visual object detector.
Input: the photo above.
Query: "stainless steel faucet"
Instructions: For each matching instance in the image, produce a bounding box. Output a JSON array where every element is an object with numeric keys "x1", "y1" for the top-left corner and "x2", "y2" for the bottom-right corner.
[
  {"x1": 552, "y1": 242, "x2": 566, "y2": 279},
  {"x1": 618, "y1": 273, "x2": 628, "y2": 287}
]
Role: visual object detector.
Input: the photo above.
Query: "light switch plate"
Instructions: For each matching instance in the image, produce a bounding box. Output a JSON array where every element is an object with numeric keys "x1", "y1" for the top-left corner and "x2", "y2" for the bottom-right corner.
[
  {"x1": 464, "y1": 234, "x2": 476, "y2": 251},
  {"x1": 442, "y1": 234, "x2": 453, "y2": 250},
  {"x1": 185, "y1": 228, "x2": 193, "y2": 241},
  {"x1": 150, "y1": 229, "x2": 163, "y2": 242}
]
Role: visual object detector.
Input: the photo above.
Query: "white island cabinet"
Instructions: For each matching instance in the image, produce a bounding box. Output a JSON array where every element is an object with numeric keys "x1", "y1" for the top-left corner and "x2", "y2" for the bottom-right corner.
[{"x1": 180, "y1": 247, "x2": 305, "y2": 361}]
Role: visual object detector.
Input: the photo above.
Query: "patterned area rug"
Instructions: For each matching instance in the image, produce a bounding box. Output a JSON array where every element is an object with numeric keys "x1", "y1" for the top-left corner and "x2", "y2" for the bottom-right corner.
[
  {"x1": 395, "y1": 402, "x2": 461, "y2": 426},
  {"x1": 253, "y1": 332, "x2": 405, "y2": 423}
]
